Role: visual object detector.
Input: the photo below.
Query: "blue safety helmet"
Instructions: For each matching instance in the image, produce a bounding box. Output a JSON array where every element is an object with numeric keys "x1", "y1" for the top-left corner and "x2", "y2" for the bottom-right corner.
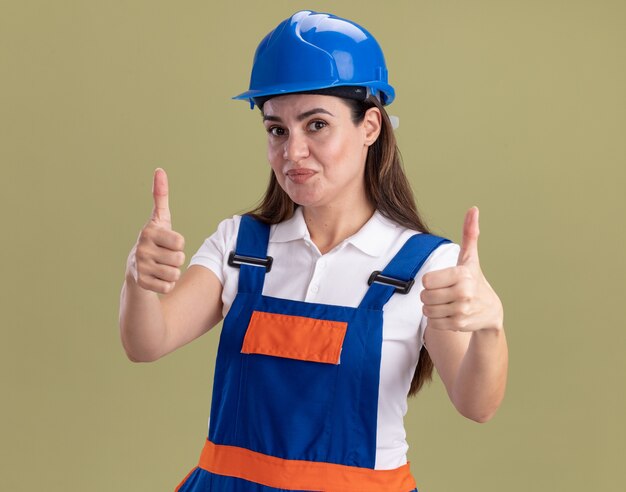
[{"x1": 233, "y1": 10, "x2": 395, "y2": 109}]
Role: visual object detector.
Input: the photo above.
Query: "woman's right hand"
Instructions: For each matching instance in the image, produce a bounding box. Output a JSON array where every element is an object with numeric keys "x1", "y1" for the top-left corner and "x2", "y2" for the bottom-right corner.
[{"x1": 127, "y1": 168, "x2": 186, "y2": 294}]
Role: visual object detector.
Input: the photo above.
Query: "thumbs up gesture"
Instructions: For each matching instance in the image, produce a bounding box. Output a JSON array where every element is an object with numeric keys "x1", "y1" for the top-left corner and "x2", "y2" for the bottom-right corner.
[
  {"x1": 421, "y1": 207, "x2": 503, "y2": 332},
  {"x1": 127, "y1": 168, "x2": 186, "y2": 294}
]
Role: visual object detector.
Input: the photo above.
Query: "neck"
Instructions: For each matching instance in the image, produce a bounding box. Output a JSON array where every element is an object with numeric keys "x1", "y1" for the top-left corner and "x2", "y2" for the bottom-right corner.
[{"x1": 303, "y1": 198, "x2": 375, "y2": 255}]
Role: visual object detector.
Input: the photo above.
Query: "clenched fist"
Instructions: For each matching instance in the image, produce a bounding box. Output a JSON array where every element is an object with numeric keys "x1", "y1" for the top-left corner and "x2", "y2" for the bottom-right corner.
[{"x1": 127, "y1": 168, "x2": 186, "y2": 294}]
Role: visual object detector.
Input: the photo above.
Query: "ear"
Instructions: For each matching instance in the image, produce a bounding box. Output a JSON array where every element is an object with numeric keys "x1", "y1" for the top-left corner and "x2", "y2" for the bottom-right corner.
[{"x1": 362, "y1": 107, "x2": 382, "y2": 146}]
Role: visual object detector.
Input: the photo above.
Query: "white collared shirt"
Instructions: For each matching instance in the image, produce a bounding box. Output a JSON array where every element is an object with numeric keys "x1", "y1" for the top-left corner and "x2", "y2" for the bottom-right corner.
[{"x1": 190, "y1": 208, "x2": 460, "y2": 469}]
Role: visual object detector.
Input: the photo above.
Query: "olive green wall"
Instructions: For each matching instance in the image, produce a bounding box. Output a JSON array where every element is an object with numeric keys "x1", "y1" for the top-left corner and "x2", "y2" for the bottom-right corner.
[{"x1": 1, "y1": 1, "x2": 624, "y2": 490}]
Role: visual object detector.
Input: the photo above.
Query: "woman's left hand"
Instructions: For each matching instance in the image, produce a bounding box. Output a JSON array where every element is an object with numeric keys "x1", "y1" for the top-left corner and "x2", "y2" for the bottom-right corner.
[{"x1": 421, "y1": 207, "x2": 503, "y2": 333}]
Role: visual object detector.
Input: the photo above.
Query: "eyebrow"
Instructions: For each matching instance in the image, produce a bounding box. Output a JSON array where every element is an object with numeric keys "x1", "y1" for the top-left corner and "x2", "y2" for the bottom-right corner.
[{"x1": 262, "y1": 108, "x2": 335, "y2": 122}]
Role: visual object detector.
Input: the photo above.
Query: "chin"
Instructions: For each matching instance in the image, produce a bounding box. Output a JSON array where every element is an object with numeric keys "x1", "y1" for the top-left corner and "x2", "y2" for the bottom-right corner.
[
  {"x1": 283, "y1": 187, "x2": 323, "y2": 208},
  {"x1": 290, "y1": 196, "x2": 320, "y2": 208}
]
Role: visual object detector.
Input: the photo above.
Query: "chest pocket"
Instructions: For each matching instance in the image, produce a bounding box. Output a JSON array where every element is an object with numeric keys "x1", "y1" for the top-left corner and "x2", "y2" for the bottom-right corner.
[
  {"x1": 236, "y1": 307, "x2": 350, "y2": 461},
  {"x1": 241, "y1": 311, "x2": 347, "y2": 364}
]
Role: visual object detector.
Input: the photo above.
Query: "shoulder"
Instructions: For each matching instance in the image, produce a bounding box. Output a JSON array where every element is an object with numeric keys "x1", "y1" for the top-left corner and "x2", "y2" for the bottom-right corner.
[
  {"x1": 215, "y1": 214, "x2": 243, "y2": 240},
  {"x1": 421, "y1": 241, "x2": 460, "y2": 273},
  {"x1": 371, "y1": 212, "x2": 460, "y2": 268},
  {"x1": 188, "y1": 215, "x2": 243, "y2": 280}
]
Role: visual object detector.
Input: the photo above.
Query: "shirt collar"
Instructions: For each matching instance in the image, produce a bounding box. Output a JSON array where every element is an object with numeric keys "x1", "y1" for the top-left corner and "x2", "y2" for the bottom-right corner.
[
  {"x1": 347, "y1": 211, "x2": 400, "y2": 256},
  {"x1": 269, "y1": 207, "x2": 310, "y2": 243},
  {"x1": 270, "y1": 208, "x2": 400, "y2": 257}
]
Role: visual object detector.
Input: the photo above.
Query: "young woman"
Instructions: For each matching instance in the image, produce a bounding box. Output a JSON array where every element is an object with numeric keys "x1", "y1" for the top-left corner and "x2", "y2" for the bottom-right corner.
[{"x1": 119, "y1": 10, "x2": 508, "y2": 492}]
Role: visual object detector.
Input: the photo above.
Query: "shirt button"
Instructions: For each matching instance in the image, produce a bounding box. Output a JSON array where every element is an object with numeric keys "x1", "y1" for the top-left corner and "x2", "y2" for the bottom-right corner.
[
  {"x1": 310, "y1": 284, "x2": 319, "y2": 293},
  {"x1": 318, "y1": 260, "x2": 326, "y2": 269}
]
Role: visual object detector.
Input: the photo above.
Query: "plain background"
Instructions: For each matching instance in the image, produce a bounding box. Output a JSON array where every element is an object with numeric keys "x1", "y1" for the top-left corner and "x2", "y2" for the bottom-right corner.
[{"x1": 1, "y1": 1, "x2": 624, "y2": 490}]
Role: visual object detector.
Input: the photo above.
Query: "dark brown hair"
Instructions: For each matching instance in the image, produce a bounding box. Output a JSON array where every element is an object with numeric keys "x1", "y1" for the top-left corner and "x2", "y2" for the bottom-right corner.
[{"x1": 248, "y1": 95, "x2": 434, "y2": 396}]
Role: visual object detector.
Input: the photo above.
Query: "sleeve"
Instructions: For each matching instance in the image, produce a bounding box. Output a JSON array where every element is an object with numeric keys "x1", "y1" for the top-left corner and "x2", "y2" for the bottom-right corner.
[
  {"x1": 416, "y1": 241, "x2": 461, "y2": 341},
  {"x1": 188, "y1": 215, "x2": 242, "y2": 285}
]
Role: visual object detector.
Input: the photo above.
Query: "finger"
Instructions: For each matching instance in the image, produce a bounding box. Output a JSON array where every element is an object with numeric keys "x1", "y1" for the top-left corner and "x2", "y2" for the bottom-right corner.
[
  {"x1": 422, "y1": 266, "x2": 460, "y2": 290},
  {"x1": 457, "y1": 206, "x2": 480, "y2": 266},
  {"x1": 424, "y1": 297, "x2": 474, "y2": 318},
  {"x1": 153, "y1": 228, "x2": 185, "y2": 252},
  {"x1": 420, "y1": 286, "x2": 458, "y2": 306},
  {"x1": 136, "y1": 274, "x2": 175, "y2": 294},
  {"x1": 151, "y1": 168, "x2": 172, "y2": 228},
  {"x1": 153, "y1": 249, "x2": 186, "y2": 268},
  {"x1": 422, "y1": 303, "x2": 455, "y2": 319},
  {"x1": 149, "y1": 263, "x2": 182, "y2": 283},
  {"x1": 426, "y1": 315, "x2": 472, "y2": 332}
]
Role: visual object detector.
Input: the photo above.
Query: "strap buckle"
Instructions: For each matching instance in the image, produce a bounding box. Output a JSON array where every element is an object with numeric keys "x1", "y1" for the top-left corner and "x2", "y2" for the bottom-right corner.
[
  {"x1": 228, "y1": 251, "x2": 273, "y2": 272},
  {"x1": 367, "y1": 271, "x2": 414, "y2": 295}
]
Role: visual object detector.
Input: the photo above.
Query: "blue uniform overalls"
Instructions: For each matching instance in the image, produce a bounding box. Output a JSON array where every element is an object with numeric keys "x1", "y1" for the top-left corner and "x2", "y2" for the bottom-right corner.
[{"x1": 177, "y1": 215, "x2": 449, "y2": 492}]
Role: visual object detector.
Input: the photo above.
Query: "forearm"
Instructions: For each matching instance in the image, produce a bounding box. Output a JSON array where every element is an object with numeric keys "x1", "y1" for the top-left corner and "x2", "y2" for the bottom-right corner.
[
  {"x1": 450, "y1": 327, "x2": 508, "y2": 422},
  {"x1": 119, "y1": 268, "x2": 169, "y2": 363}
]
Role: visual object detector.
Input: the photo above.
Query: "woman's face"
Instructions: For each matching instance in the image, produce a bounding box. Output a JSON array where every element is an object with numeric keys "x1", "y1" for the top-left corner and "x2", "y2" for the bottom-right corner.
[{"x1": 262, "y1": 94, "x2": 380, "y2": 210}]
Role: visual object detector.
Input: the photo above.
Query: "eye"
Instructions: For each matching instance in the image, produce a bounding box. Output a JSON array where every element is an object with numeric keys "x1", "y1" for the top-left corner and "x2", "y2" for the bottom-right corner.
[
  {"x1": 267, "y1": 126, "x2": 286, "y2": 137},
  {"x1": 307, "y1": 120, "x2": 327, "y2": 132}
]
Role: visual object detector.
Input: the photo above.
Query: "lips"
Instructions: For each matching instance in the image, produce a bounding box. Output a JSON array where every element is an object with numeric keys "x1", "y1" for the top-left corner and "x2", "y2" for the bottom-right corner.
[{"x1": 285, "y1": 168, "x2": 316, "y2": 184}]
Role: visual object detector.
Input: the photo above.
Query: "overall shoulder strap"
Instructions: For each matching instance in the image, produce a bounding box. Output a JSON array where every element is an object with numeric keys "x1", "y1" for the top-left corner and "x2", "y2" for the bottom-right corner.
[
  {"x1": 229, "y1": 215, "x2": 272, "y2": 294},
  {"x1": 359, "y1": 234, "x2": 451, "y2": 310}
]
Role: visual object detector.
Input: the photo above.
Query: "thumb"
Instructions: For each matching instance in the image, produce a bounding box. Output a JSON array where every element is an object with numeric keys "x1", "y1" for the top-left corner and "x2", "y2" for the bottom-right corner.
[
  {"x1": 151, "y1": 168, "x2": 172, "y2": 228},
  {"x1": 457, "y1": 206, "x2": 480, "y2": 266}
]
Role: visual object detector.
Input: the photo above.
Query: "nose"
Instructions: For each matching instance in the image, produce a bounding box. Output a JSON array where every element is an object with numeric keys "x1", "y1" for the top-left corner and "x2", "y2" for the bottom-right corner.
[{"x1": 283, "y1": 132, "x2": 309, "y2": 162}]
